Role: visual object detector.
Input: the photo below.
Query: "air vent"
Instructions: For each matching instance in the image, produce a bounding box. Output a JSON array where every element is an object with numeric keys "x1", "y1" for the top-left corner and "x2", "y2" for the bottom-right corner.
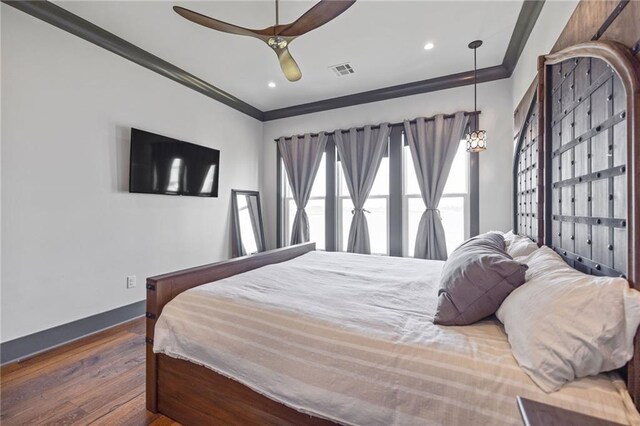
[{"x1": 330, "y1": 63, "x2": 355, "y2": 77}]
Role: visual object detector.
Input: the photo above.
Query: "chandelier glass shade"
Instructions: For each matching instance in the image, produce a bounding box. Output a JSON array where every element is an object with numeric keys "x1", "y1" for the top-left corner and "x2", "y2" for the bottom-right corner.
[{"x1": 466, "y1": 129, "x2": 487, "y2": 152}]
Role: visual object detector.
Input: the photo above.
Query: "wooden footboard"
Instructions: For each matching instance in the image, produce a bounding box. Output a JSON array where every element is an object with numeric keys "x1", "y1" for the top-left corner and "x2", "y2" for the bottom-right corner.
[
  {"x1": 145, "y1": 243, "x2": 316, "y2": 417},
  {"x1": 156, "y1": 354, "x2": 335, "y2": 425}
]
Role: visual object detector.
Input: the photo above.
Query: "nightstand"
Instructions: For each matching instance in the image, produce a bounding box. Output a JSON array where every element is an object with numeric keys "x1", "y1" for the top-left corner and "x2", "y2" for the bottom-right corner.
[{"x1": 517, "y1": 396, "x2": 625, "y2": 426}]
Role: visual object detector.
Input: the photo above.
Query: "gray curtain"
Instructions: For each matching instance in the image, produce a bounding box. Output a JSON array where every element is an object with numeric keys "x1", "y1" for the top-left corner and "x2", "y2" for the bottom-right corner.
[
  {"x1": 278, "y1": 133, "x2": 328, "y2": 245},
  {"x1": 334, "y1": 124, "x2": 391, "y2": 254},
  {"x1": 404, "y1": 113, "x2": 469, "y2": 260}
]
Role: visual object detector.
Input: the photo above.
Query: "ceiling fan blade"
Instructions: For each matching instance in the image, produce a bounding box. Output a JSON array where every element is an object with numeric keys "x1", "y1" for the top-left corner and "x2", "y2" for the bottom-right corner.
[
  {"x1": 275, "y1": 47, "x2": 302, "y2": 82},
  {"x1": 277, "y1": 0, "x2": 356, "y2": 37},
  {"x1": 173, "y1": 6, "x2": 263, "y2": 38}
]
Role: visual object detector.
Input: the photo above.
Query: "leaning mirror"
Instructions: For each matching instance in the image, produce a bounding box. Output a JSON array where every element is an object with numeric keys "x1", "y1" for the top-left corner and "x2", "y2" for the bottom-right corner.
[{"x1": 231, "y1": 190, "x2": 266, "y2": 257}]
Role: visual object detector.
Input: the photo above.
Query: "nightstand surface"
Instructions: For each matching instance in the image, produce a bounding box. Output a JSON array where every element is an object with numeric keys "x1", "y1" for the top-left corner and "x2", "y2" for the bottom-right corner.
[{"x1": 517, "y1": 396, "x2": 626, "y2": 426}]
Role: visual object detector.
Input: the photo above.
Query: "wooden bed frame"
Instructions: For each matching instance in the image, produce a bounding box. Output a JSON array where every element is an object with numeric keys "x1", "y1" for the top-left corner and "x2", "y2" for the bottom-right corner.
[
  {"x1": 145, "y1": 242, "x2": 336, "y2": 425},
  {"x1": 146, "y1": 41, "x2": 640, "y2": 425}
]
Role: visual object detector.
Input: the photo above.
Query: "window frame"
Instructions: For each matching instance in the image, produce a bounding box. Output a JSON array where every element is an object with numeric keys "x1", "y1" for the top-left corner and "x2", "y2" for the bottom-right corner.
[
  {"x1": 276, "y1": 119, "x2": 480, "y2": 255},
  {"x1": 401, "y1": 139, "x2": 471, "y2": 256},
  {"x1": 277, "y1": 139, "x2": 336, "y2": 250},
  {"x1": 335, "y1": 150, "x2": 391, "y2": 255},
  {"x1": 282, "y1": 194, "x2": 327, "y2": 248}
]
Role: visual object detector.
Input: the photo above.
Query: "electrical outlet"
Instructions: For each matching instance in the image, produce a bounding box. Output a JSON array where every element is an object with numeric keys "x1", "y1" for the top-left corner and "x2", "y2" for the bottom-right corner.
[{"x1": 126, "y1": 275, "x2": 136, "y2": 289}]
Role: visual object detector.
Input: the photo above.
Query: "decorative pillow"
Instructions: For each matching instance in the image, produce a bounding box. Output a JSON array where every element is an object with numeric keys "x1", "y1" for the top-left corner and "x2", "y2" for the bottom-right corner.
[
  {"x1": 496, "y1": 246, "x2": 640, "y2": 392},
  {"x1": 506, "y1": 233, "x2": 539, "y2": 258},
  {"x1": 434, "y1": 233, "x2": 529, "y2": 326}
]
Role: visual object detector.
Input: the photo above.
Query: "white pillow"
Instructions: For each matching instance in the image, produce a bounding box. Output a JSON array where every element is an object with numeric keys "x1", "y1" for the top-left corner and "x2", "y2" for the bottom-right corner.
[
  {"x1": 505, "y1": 232, "x2": 538, "y2": 258},
  {"x1": 496, "y1": 246, "x2": 640, "y2": 392},
  {"x1": 503, "y1": 230, "x2": 515, "y2": 248}
]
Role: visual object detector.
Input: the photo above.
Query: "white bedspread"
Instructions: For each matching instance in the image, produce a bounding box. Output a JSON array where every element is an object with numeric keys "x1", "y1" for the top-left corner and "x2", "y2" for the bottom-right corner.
[{"x1": 154, "y1": 251, "x2": 640, "y2": 425}]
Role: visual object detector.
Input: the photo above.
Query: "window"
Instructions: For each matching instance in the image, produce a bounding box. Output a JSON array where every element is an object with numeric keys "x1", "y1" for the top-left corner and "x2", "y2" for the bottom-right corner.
[
  {"x1": 403, "y1": 139, "x2": 469, "y2": 256},
  {"x1": 282, "y1": 154, "x2": 326, "y2": 249},
  {"x1": 337, "y1": 156, "x2": 389, "y2": 255},
  {"x1": 277, "y1": 122, "x2": 477, "y2": 257}
]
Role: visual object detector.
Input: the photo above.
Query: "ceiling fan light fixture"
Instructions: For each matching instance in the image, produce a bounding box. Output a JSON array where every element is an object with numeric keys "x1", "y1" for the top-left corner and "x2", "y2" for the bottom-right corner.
[
  {"x1": 268, "y1": 37, "x2": 288, "y2": 50},
  {"x1": 466, "y1": 39, "x2": 487, "y2": 153}
]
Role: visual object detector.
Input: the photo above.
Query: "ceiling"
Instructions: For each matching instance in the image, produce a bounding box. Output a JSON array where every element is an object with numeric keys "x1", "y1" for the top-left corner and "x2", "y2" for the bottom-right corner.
[{"x1": 55, "y1": 1, "x2": 523, "y2": 111}]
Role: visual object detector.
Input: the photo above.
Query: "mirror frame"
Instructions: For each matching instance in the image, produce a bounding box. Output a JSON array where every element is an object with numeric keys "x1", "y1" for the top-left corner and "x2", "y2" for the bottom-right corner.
[{"x1": 231, "y1": 189, "x2": 266, "y2": 257}]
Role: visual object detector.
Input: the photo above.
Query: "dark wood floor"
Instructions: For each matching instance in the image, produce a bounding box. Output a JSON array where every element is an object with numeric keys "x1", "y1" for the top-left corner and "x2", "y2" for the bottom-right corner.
[{"x1": 0, "y1": 318, "x2": 179, "y2": 425}]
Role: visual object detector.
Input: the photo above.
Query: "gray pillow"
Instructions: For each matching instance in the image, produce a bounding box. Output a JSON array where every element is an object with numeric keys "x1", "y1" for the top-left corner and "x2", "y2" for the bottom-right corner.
[{"x1": 434, "y1": 233, "x2": 528, "y2": 326}]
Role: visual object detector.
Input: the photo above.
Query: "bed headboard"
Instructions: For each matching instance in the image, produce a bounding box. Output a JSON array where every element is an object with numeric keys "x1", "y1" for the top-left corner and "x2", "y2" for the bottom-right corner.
[
  {"x1": 514, "y1": 40, "x2": 640, "y2": 405},
  {"x1": 544, "y1": 43, "x2": 638, "y2": 282},
  {"x1": 513, "y1": 87, "x2": 543, "y2": 244}
]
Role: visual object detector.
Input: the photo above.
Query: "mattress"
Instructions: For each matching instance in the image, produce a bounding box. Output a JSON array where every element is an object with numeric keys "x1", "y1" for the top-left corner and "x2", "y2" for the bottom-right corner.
[{"x1": 153, "y1": 250, "x2": 640, "y2": 425}]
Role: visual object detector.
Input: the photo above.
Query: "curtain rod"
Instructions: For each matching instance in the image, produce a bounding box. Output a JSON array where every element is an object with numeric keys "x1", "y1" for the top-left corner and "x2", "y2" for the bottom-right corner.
[{"x1": 273, "y1": 111, "x2": 481, "y2": 142}]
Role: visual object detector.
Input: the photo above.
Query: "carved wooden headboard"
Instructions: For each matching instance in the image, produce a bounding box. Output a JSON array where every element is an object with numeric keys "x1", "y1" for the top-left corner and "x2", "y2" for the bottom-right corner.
[{"x1": 514, "y1": 40, "x2": 640, "y2": 405}]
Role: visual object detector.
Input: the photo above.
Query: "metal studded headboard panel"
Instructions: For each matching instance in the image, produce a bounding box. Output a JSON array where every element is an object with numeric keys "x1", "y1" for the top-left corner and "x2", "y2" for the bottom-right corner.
[
  {"x1": 513, "y1": 92, "x2": 542, "y2": 243},
  {"x1": 540, "y1": 41, "x2": 640, "y2": 404},
  {"x1": 547, "y1": 54, "x2": 628, "y2": 277},
  {"x1": 543, "y1": 43, "x2": 638, "y2": 280}
]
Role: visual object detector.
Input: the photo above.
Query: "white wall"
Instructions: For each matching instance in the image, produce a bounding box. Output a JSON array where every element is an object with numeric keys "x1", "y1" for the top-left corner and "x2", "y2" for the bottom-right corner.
[
  {"x1": 511, "y1": 0, "x2": 579, "y2": 108},
  {"x1": 262, "y1": 78, "x2": 514, "y2": 249},
  {"x1": 1, "y1": 6, "x2": 263, "y2": 342}
]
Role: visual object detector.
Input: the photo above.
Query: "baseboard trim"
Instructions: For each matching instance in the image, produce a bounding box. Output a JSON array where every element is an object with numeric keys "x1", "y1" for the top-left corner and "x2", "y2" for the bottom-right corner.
[{"x1": 0, "y1": 300, "x2": 145, "y2": 365}]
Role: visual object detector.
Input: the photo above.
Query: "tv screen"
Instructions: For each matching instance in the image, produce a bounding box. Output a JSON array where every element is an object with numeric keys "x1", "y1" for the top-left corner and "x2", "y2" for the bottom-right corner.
[{"x1": 129, "y1": 128, "x2": 220, "y2": 197}]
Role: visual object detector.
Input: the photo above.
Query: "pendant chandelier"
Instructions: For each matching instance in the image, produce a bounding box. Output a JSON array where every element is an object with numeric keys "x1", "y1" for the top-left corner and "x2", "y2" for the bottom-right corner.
[{"x1": 466, "y1": 40, "x2": 487, "y2": 152}]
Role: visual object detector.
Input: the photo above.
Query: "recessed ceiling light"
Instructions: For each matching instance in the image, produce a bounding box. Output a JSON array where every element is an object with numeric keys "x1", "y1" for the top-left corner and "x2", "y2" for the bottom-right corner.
[
  {"x1": 424, "y1": 42, "x2": 435, "y2": 50},
  {"x1": 268, "y1": 82, "x2": 276, "y2": 88}
]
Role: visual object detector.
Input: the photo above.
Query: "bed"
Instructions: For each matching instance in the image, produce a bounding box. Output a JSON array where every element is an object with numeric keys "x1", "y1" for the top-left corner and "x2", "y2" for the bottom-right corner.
[{"x1": 145, "y1": 40, "x2": 640, "y2": 425}]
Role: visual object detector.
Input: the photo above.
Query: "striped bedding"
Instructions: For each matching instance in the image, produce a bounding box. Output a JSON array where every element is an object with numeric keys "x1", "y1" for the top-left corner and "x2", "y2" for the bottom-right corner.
[{"x1": 153, "y1": 251, "x2": 640, "y2": 425}]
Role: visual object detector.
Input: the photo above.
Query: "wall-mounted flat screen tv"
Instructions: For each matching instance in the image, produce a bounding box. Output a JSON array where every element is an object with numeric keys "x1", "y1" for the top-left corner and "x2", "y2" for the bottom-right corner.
[{"x1": 129, "y1": 128, "x2": 220, "y2": 197}]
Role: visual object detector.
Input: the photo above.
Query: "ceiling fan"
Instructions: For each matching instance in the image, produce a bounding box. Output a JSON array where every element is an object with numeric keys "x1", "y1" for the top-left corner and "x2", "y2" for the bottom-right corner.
[{"x1": 173, "y1": 0, "x2": 356, "y2": 82}]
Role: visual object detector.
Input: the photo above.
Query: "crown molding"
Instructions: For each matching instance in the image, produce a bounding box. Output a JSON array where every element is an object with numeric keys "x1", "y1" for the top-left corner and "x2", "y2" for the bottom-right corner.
[
  {"x1": 263, "y1": 65, "x2": 509, "y2": 121},
  {"x1": 502, "y1": 0, "x2": 545, "y2": 74},
  {"x1": 263, "y1": 0, "x2": 545, "y2": 121},
  {"x1": 2, "y1": 0, "x2": 264, "y2": 121},
  {"x1": 3, "y1": 0, "x2": 544, "y2": 122}
]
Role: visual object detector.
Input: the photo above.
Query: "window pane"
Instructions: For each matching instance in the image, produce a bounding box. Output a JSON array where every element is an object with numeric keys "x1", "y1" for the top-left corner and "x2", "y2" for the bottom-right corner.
[
  {"x1": 404, "y1": 148, "x2": 420, "y2": 195},
  {"x1": 307, "y1": 199, "x2": 325, "y2": 250},
  {"x1": 442, "y1": 141, "x2": 468, "y2": 194},
  {"x1": 310, "y1": 155, "x2": 326, "y2": 197},
  {"x1": 369, "y1": 157, "x2": 389, "y2": 196},
  {"x1": 407, "y1": 196, "x2": 465, "y2": 257},
  {"x1": 340, "y1": 197, "x2": 388, "y2": 255},
  {"x1": 403, "y1": 140, "x2": 468, "y2": 196},
  {"x1": 440, "y1": 197, "x2": 465, "y2": 253}
]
